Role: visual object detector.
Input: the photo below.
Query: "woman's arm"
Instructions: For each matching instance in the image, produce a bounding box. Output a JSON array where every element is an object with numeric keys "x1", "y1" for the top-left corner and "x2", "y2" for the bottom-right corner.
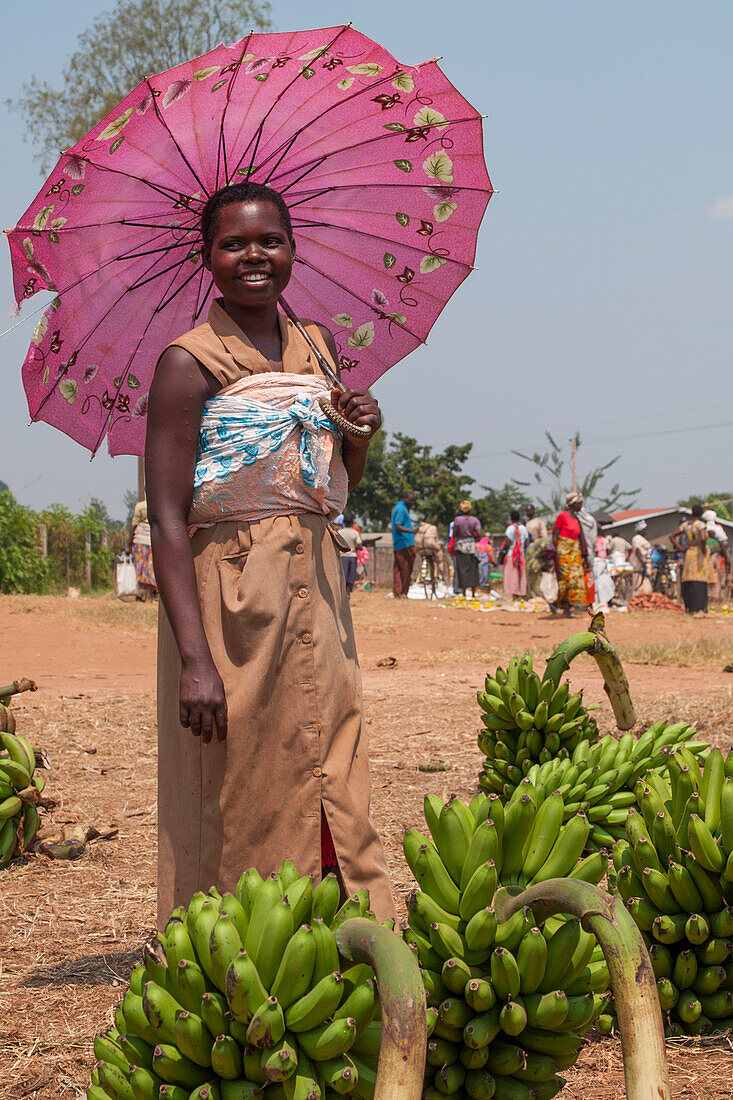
[
  {"x1": 669, "y1": 525, "x2": 683, "y2": 553},
  {"x1": 317, "y1": 326, "x2": 382, "y2": 490},
  {"x1": 146, "y1": 347, "x2": 227, "y2": 743}
]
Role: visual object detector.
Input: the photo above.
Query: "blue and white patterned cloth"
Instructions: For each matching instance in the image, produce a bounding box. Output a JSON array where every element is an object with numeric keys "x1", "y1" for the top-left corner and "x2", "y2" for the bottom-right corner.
[{"x1": 194, "y1": 388, "x2": 337, "y2": 492}]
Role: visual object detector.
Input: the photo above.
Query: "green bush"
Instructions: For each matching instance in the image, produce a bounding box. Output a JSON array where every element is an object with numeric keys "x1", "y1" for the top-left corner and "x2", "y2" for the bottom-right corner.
[{"x1": 0, "y1": 492, "x2": 47, "y2": 594}]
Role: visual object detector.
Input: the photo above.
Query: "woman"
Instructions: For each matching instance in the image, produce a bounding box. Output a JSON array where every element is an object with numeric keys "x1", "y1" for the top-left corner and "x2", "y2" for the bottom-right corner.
[
  {"x1": 477, "y1": 533, "x2": 494, "y2": 588},
  {"x1": 452, "y1": 500, "x2": 482, "y2": 597},
  {"x1": 146, "y1": 182, "x2": 394, "y2": 923},
  {"x1": 671, "y1": 504, "x2": 714, "y2": 614},
  {"x1": 128, "y1": 498, "x2": 156, "y2": 602},
  {"x1": 502, "y1": 509, "x2": 529, "y2": 599},
  {"x1": 552, "y1": 492, "x2": 593, "y2": 616},
  {"x1": 630, "y1": 520, "x2": 653, "y2": 595}
]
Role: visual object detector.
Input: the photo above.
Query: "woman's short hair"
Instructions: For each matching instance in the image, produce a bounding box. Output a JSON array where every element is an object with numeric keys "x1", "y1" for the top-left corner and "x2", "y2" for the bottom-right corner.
[
  {"x1": 200, "y1": 183, "x2": 294, "y2": 248},
  {"x1": 510, "y1": 509, "x2": 521, "y2": 522},
  {"x1": 691, "y1": 503, "x2": 704, "y2": 518}
]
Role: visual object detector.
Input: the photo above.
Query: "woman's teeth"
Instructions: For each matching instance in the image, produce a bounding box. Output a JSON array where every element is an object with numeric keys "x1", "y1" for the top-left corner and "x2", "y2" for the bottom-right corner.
[{"x1": 242, "y1": 273, "x2": 269, "y2": 282}]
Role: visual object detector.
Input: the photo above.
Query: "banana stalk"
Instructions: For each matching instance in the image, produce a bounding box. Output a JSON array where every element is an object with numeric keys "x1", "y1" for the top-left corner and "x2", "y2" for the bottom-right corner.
[
  {"x1": 495, "y1": 879, "x2": 669, "y2": 1100},
  {"x1": 542, "y1": 613, "x2": 636, "y2": 730},
  {"x1": 0, "y1": 679, "x2": 38, "y2": 699},
  {"x1": 335, "y1": 917, "x2": 426, "y2": 1100}
]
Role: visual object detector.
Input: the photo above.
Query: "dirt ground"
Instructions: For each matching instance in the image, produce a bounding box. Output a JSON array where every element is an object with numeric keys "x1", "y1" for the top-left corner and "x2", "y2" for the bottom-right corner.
[{"x1": 1, "y1": 591, "x2": 732, "y2": 1098}]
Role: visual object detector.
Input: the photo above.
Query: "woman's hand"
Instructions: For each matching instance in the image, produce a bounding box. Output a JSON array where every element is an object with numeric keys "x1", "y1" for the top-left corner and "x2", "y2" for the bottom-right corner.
[
  {"x1": 330, "y1": 387, "x2": 382, "y2": 445},
  {"x1": 179, "y1": 657, "x2": 228, "y2": 743}
]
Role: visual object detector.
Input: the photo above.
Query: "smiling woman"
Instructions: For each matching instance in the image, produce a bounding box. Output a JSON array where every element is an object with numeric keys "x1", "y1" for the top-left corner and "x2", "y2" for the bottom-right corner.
[{"x1": 146, "y1": 182, "x2": 394, "y2": 925}]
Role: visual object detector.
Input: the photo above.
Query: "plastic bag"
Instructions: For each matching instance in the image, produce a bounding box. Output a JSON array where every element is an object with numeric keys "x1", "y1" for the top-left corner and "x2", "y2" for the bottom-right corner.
[
  {"x1": 540, "y1": 571, "x2": 559, "y2": 603},
  {"x1": 116, "y1": 553, "x2": 139, "y2": 599}
]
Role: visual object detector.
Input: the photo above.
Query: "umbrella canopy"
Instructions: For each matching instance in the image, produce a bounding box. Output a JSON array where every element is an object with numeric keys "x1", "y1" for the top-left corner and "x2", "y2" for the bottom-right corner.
[{"x1": 6, "y1": 25, "x2": 492, "y2": 457}]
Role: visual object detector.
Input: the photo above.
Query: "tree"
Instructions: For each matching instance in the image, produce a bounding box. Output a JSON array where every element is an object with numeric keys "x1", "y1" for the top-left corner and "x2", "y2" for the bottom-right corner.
[
  {"x1": 473, "y1": 483, "x2": 533, "y2": 531},
  {"x1": 10, "y1": 0, "x2": 272, "y2": 172},
  {"x1": 348, "y1": 432, "x2": 476, "y2": 531},
  {"x1": 512, "y1": 431, "x2": 640, "y2": 516}
]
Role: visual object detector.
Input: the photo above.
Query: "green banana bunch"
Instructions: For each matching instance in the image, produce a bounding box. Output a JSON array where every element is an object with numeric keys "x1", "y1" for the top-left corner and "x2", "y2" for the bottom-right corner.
[
  {"x1": 477, "y1": 652, "x2": 601, "y2": 800},
  {"x1": 607, "y1": 751, "x2": 733, "y2": 1036},
  {"x1": 405, "y1": 793, "x2": 610, "y2": 1098},
  {"x1": 92, "y1": 860, "x2": 384, "y2": 1099},
  {"x1": 500, "y1": 722, "x2": 707, "y2": 853},
  {"x1": 0, "y1": 723, "x2": 47, "y2": 868}
]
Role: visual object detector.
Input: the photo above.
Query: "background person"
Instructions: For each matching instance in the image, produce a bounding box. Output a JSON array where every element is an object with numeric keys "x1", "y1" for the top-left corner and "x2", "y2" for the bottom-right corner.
[
  {"x1": 391, "y1": 491, "x2": 416, "y2": 598},
  {"x1": 128, "y1": 498, "x2": 156, "y2": 602},
  {"x1": 702, "y1": 509, "x2": 729, "y2": 601},
  {"x1": 671, "y1": 504, "x2": 714, "y2": 614},
  {"x1": 453, "y1": 499, "x2": 482, "y2": 597},
  {"x1": 339, "y1": 513, "x2": 362, "y2": 596},
  {"x1": 501, "y1": 508, "x2": 529, "y2": 599},
  {"x1": 630, "y1": 520, "x2": 653, "y2": 594},
  {"x1": 477, "y1": 532, "x2": 495, "y2": 588},
  {"x1": 147, "y1": 182, "x2": 394, "y2": 924},
  {"x1": 525, "y1": 504, "x2": 547, "y2": 542},
  {"x1": 552, "y1": 492, "x2": 593, "y2": 616}
]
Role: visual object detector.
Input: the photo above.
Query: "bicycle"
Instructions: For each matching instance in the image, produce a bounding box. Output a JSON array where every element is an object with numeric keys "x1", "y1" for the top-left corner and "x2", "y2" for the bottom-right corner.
[{"x1": 419, "y1": 551, "x2": 439, "y2": 599}]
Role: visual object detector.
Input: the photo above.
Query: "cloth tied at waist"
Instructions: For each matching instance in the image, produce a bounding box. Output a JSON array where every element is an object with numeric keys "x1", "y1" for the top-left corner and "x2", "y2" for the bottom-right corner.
[{"x1": 194, "y1": 376, "x2": 336, "y2": 492}]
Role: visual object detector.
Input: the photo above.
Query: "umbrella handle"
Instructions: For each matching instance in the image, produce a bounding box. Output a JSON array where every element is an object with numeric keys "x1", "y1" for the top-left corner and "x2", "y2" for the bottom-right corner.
[
  {"x1": 317, "y1": 395, "x2": 372, "y2": 440},
  {"x1": 279, "y1": 297, "x2": 373, "y2": 441}
]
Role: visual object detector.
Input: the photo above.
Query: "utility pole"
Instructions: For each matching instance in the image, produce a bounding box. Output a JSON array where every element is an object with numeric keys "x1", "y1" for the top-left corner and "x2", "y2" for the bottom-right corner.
[
  {"x1": 571, "y1": 435, "x2": 578, "y2": 495},
  {"x1": 137, "y1": 456, "x2": 145, "y2": 503}
]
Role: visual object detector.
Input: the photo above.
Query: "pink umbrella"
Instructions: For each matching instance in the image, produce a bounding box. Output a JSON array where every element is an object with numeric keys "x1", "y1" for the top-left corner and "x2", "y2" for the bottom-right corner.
[{"x1": 6, "y1": 24, "x2": 492, "y2": 457}]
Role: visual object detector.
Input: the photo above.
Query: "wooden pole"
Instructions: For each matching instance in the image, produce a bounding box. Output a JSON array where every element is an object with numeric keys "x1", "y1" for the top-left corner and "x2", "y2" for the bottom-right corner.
[
  {"x1": 85, "y1": 531, "x2": 92, "y2": 589},
  {"x1": 571, "y1": 434, "x2": 578, "y2": 494},
  {"x1": 137, "y1": 456, "x2": 145, "y2": 502}
]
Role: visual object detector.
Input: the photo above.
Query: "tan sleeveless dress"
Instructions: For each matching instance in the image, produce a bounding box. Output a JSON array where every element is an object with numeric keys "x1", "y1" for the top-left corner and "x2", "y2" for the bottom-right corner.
[{"x1": 156, "y1": 301, "x2": 395, "y2": 924}]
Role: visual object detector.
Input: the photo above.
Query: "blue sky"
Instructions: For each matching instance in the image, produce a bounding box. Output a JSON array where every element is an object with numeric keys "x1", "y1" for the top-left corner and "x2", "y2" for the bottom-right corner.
[{"x1": 2, "y1": 1, "x2": 732, "y2": 517}]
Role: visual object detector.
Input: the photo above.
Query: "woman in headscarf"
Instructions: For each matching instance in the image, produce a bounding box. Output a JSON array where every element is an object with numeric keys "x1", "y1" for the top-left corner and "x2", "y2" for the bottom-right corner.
[
  {"x1": 452, "y1": 499, "x2": 482, "y2": 597},
  {"x1": 670, "y1": 504, "x2": 715, "y2": 614},
  {"x1": 552, "y1": 492, "x2": 594, "y2": 616},
  {"x1": 128, "y1": 498, "x2": 157, "y2": 602},
  {"x1": 502, "y1": 509, "x2": 529, "y2": 599},
  {"x1": 630, "y1": 520, "x2": 653, "y2": 595}
]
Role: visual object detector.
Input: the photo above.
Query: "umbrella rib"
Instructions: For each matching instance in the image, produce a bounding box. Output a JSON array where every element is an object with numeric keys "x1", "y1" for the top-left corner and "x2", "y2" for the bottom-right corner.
[
  {"x1": 228, "y1": 24, "x2": 352, "y2": 184},
  {"x1": 217, "y1": 33, "x2": 255, "y2": 190},
  {"x1": 91, "y1": 257, "x2": 185, "y2": 455},
  {"x1": 267, "y1": 113, "x2": 482, "y2": 192},
  {"x1": 292, "y1": 220, "x2": 473, "y2": 270},
  {"x1": 154, "y1": 258, "x2": 207, "y2": 313},
  {"x1": 286, "y1": 182, "x2": 493, "y2": 206},
  {"x1": 292, "y1": 255, "x2": 426, "y2": 344},
  {"x1": 31, "y1": 247, "x2": 167, "y2": 420},
  {"x1": 254, "y1": 60, "x2": 444, "y2": 184},
  {"x1": 146, "y1": 78, "x2": 210, "y2": 196},
  {"x1": 52, "y1": 154, "x2": 205, "y2": 208},
  {"x1": 254, "y1": 63, "x2": 419, "y2": 183},
  {"x1": 194, "y1": 273, "x2": 214, "y2": 323}
]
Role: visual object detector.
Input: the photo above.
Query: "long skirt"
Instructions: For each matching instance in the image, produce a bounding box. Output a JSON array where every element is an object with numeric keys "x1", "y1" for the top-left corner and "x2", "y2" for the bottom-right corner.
[
  {"x1": 681, "y1": 580, "x2": 708, "y2": 613},
  {"x1": 456, "y1": 550, "x2": 479, "y2": 591},
  {"x1": 556, "y1": 537, "x2": 590, "y2": 607},
  {"x1": 156, "y1": 513, "x2": 395, "y2": 926},
  {"x1": 503, "y1": 554, "x2": 527, "y2": 597},
  {"x1": 132, "y1": 542, "x2": 156, "y2": 586}
]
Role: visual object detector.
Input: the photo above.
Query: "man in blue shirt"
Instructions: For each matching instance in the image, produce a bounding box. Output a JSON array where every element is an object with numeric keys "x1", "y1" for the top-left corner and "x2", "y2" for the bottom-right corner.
[{"x1": 390, "y1": 491, "x2": 416, "y2": 597}]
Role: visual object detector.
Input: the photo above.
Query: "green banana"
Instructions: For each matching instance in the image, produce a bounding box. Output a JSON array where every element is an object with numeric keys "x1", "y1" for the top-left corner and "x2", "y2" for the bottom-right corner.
[
  {"x1": 173, "y1": 1010, "x2": 214, "y2": 1068},
  {"x1": 152, "y1": 1044, "x2": 210, "y2": 1089},
  {"x1": 298, "y1": 1015, "x2": 357, "y2": 1061},
  {"x1": 246, "y1": 996, "x2": 286, "y2": 1049},
  {"x1": 243, "y1": 873, "x2": 284, "y2": 961},
  {"x1": 209, "y1": 912, "x2": 244, "y2": 993},
  {"x1": 226, "y1": 950, "x2": 268, "y2": 1023},
  {"x1": 270, "y1": 924, "x2": 316, "y2": 1009}
]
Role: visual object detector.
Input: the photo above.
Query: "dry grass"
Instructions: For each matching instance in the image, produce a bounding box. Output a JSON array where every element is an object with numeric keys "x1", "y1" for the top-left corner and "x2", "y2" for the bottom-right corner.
[
  {"x1": 2, "y1": 591, "x2": 159, "y2": 634},
  {"x1": 620, "y1": 635, "x2": 733, "y2": 669}
]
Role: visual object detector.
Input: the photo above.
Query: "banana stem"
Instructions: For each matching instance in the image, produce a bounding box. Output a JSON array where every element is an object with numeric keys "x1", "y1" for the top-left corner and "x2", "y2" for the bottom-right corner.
[
  {"x1": 542, "y1": 613, "x2": 636, "y2": 730},
  {"x1": 0, "y1": 678, "x2": 38, "y2": 698},
  {"x1": 335, "y1": 918, "x2": 427, "y2": 1100},
  {"x1": 495, "y1": 880, "x2": 670, "y2": 1100}
]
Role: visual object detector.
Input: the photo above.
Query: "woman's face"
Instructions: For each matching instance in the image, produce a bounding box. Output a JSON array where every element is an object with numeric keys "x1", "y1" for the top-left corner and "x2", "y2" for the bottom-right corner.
[{"x1": 203, "y1": 200, "x2": 294, "y2": 307}]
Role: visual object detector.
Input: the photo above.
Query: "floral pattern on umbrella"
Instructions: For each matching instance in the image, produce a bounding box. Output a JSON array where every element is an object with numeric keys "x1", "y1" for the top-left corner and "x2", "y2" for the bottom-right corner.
[{"x1": 6, "y1": 25, "x2": 492, "y2": 456}]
